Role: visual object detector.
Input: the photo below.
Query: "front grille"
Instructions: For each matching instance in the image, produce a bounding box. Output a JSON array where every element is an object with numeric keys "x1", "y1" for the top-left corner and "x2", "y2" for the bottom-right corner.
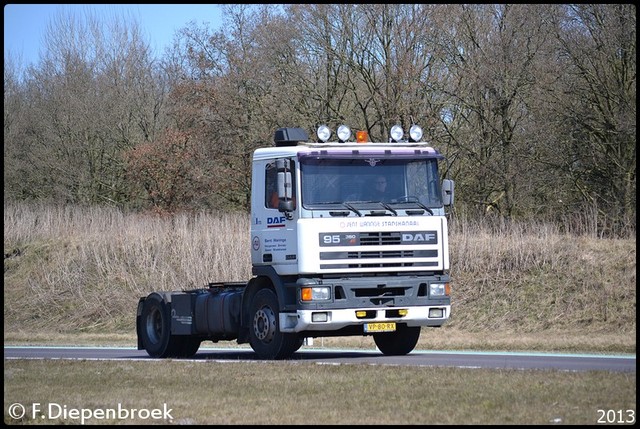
[
  {"x1": 320, "y1": 261, "x2": 438, "y2": 269},
  {"x1": 320, "y1": 250, "x2": 436, "y2": 260},
  {"x1": 360, "y1": 232, "x2": 401, "y2": 246}
]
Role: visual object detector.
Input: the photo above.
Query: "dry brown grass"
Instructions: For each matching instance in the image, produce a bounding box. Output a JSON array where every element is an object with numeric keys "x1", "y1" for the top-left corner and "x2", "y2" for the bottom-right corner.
[
  {"x1": 4, "y1": 359, "x2": 636, "y2": 425},
  {"x1": 3, "y1": 201, "x2": 636, "y2": 353}
]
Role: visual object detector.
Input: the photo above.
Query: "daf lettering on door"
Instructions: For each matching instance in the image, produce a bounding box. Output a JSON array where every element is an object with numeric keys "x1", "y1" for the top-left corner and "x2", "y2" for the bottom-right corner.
[{"x1": 267, "y1": 216, "x2": 287, "y2": 228}]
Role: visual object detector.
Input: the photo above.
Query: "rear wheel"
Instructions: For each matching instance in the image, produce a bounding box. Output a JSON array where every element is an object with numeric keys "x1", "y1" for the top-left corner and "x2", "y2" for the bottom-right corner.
[
  {"x1": 139, "y1": 293, "x2": 199, "y2": 358},
  {"x1": 248, "y1": 288, "x2": 301, "y2": 360},
  {"x1": 172, "y1": 337, "x2": 201, "y2": 358},
  {"x1": 373, "y1": 325, "x2": 421, "y2": 356}
]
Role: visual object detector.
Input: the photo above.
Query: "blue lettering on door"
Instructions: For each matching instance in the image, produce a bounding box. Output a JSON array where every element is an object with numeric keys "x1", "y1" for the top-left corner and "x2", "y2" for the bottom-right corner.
[{"x1": 267, "y1": 216, "x2": 286, "y2": 228}]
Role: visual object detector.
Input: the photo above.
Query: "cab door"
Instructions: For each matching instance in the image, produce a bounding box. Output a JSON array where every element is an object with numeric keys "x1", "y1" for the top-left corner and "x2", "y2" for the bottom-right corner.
[{"x1": 250, "y1": 158, "x2": 299, "y2": 274}]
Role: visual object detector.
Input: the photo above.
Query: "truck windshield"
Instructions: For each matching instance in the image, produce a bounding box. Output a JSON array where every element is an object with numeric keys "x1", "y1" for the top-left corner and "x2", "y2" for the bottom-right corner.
[{"x1": 300, "y1": 156, "x2": 443, "y2": 209}]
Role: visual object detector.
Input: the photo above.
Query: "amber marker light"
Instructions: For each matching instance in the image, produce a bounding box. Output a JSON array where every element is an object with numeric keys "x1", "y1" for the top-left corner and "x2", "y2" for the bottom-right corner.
[
  {"x1": 356, "y1": 130, "x2": 369, "y2": 143},
  {"x1": 301, "y1": 287, "x2": 313, "y2": 301}
]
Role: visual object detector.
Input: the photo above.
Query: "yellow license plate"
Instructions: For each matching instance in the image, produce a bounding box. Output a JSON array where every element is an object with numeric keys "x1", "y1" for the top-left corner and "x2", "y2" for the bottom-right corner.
[{"x1": 364, "y1": 322, "x2": 396, "y2": 333}]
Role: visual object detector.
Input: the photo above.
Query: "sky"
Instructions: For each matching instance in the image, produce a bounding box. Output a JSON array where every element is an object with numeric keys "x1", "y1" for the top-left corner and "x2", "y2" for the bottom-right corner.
[{"x1": 4, "y1": 4, "x2": 225, "y2": 66}]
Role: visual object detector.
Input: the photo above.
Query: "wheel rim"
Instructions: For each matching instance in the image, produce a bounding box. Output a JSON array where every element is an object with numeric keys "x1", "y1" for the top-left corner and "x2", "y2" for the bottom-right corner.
[
  {"x1": 145, "y1": 307, "x2": 163, "y2": 345},
  {"x1": 253, "y1": 305, "x2": 276, "y2": 343}
]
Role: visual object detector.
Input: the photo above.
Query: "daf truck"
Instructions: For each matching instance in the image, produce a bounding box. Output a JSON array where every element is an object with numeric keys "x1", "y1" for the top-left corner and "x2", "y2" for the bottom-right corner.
[{"x1": 136, "y1": 124, "x2": 454, "y2": 360}]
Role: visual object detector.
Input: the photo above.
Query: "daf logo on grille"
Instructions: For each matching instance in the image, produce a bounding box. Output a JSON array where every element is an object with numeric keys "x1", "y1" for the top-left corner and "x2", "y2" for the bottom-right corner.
[{"x1": 402, "y1": 232, "x2": 437, "y2": 244}]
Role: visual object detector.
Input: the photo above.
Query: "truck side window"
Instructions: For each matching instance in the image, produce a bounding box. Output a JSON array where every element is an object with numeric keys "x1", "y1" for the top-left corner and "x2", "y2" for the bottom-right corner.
[
  {"x1": 265, "y1": 163, "x2": 279, "y2": 209},
  {"x1": 265, "y1": 161, "x2": 296, "y2": 209}
]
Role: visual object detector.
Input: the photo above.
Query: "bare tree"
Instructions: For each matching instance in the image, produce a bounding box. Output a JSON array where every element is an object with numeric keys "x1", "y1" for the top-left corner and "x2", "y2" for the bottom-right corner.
[
  {"x1": 434, "y1": 5, "x2": 560, "y2": 219},
  {"x1": 4, "y1": 5, "x2": 635, "y2": 236},
  {"x1": 546, "y1": 4, "x2": 636, "y2": 235},
  {"x1": 4, "y1": 8, "x2": 167, "y2": 208}
]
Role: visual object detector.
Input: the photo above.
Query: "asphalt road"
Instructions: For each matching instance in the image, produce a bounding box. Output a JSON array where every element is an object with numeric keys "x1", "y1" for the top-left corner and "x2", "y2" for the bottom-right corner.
[{"x1": 4, "y1": 346, "x2": 636, "y2": 372}]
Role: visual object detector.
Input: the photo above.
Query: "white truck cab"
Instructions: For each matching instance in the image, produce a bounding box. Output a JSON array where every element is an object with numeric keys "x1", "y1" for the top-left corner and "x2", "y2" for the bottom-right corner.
[{"x1": 249, "y1": 125, "x2": 453, "y2": 344}]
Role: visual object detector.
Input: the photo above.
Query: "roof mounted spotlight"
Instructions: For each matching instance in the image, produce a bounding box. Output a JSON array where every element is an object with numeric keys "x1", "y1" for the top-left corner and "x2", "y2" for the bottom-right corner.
[
  {"x1": 317, "y1": 125, "x2": 331, "y2": 143},
  {"x1": 409, "y1": 125, "x2": 423, "y2": 142},
  {"x1": 390, "y1": 125, "x2": 404, "y2": 143},
  {"x1": 337, "y1": 125, "x2": 351, "y2": 143}
]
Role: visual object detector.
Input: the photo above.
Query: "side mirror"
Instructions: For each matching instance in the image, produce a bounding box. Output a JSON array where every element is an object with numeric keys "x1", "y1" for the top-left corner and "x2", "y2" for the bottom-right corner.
[
  {"x1": 277, "y1": 167, "x2": 294, "y2": 218},
  {"x1": 278, "y1": 199, "x2": 294, "y2": 212},
  {"x1": 277, "y1": 171, "x2": 293, "y2": 202},
  {"x1": 442, "y1": 179, "x2": 455, "y2": 207}
]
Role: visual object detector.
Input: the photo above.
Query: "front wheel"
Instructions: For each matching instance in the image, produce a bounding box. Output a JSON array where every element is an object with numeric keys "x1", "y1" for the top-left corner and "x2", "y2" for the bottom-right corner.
[
  {"x1": 373, "y1": 325, "x2": 421, "y2": 356},
  {"x1": 248, "y1": 288, "x2": 301, "y2": 360}
]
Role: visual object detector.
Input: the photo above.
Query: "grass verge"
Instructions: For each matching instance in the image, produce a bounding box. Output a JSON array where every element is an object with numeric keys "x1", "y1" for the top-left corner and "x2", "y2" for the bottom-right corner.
[{"x1": 4, "y1": 359, "x2": 636, "y2": 425}]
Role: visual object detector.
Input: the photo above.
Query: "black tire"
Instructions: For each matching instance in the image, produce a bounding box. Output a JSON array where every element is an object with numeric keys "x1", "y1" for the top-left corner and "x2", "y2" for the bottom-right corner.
[
  {"x1": 248, "y1": 288, "x2": 301, "y2": 360},
  {"x1": 373, "y1": 325, "x2": 421, "y2": 356},
  {"x1": 139, "y1": 293, "x2": 199, "y2": 358},
  {"x1": 139, "y1": 293, "x2": 173, "y2": 358},
  {"x1": 172, "y1": 337, "x2": 201, "y2": 358},
  {"x1": 291, "y1": 337, "x2": 305, "y2": 353}
]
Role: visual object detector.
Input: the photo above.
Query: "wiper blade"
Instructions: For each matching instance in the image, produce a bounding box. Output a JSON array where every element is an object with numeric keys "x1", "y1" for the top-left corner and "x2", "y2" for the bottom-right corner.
[
  {"x1": 388, "y1": 198, "x2": 434, "y2": 215},
  {"x1": 344, "y1": 200, "x2": 396, "y2": 216},
  {"x1": 322, "y1": 201, "x2": 363, "y2": 216},
  {"x1": 343, "y1": 202, "x2": 362, "y2": 217},
  {"x1": 380, "y1": 202, "x2": 397, "y2": 216}
]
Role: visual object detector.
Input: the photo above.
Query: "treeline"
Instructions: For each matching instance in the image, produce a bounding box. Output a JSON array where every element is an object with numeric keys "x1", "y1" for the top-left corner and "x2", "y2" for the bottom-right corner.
[{"x1": 4, "y1": 4, "x2": 636, "y2": 237}]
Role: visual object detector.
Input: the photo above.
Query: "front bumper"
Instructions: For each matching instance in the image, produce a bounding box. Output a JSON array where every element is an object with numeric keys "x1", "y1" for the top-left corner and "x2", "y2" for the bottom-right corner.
[{"x1": 279, "y1": 304, "x2": 450, "y2": 333}]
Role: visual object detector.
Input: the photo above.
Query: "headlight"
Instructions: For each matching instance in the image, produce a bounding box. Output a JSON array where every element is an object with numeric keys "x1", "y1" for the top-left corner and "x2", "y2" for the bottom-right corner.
[
  {"x1": 429, "y1": 283, "x2": 449, "y2": 297},
  {"x1": 409, "y1": 125, "x2": 423, "y2": 142},
  {"x1": 317, "y1": 125, "x2": 331, "y2": 142},
  {"x1": 390, "y1": 125, "x2": 404, "y2": 142},
  {"x1": 301, "y1": 287, "x2": 331, "y2": 301},
  {"x1": 337, "y1": 125, "x2": 351, "y2": 142}
]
